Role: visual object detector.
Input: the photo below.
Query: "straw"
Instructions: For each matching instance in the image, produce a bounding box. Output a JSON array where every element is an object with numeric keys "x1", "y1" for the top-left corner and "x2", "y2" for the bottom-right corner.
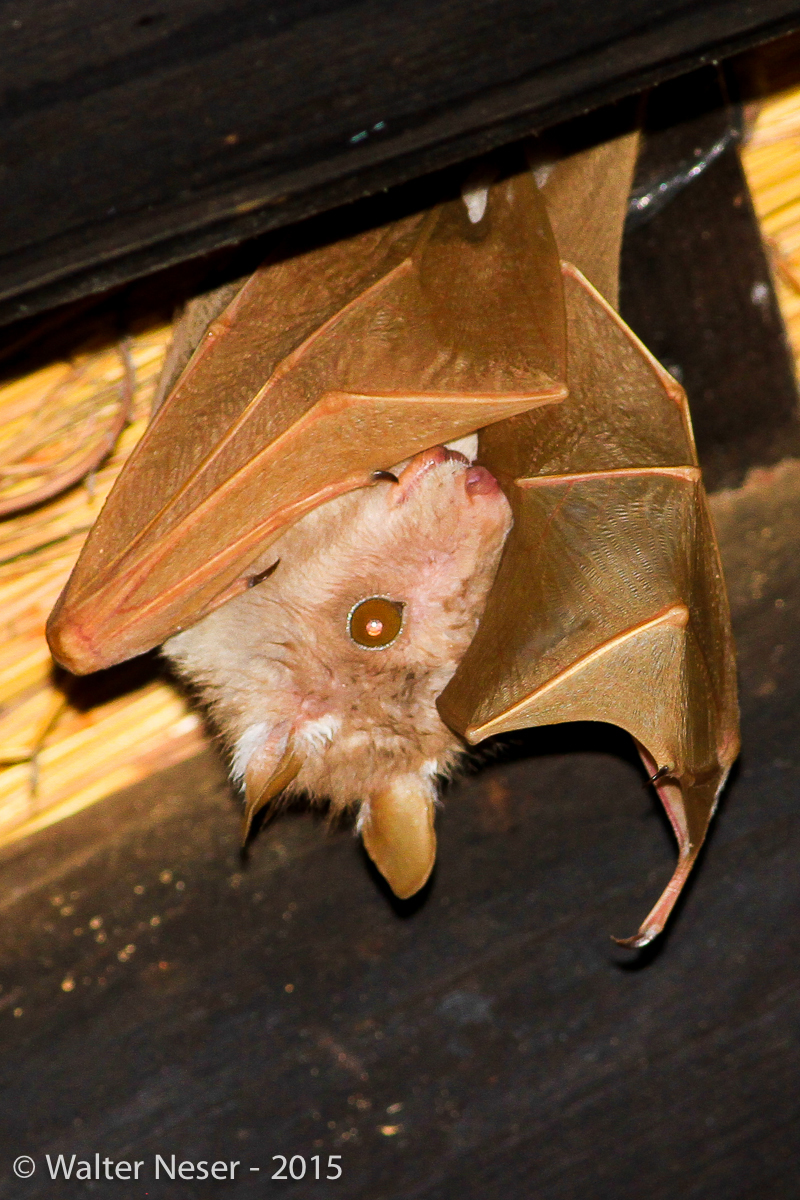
[{"x1": 0, "y1": 323, "x2": 208, "y2": 848}]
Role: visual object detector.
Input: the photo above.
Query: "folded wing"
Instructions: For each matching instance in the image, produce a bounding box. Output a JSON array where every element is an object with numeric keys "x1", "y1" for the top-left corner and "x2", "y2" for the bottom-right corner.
[
  {"x1": 439, "y1": 265, "x2": 739, "y2": 946},
  {"x1": 48, "y1": 172, "x2": 567, "y2": 673}
]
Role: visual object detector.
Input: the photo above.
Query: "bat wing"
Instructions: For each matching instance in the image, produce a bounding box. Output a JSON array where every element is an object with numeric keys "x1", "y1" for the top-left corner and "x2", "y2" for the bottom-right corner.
[
  {"x1": 537, "y1": 126, "x2": 640, "y2": 309},
  {"x1": 439, "y1": 130, "x2": 738, "y2": 946},
  {"x1": 438, "y1": 264, "x2": 739, "y2": 946},
  {"x1": 48, "y1": 172, "x2": 567, "y2": 674}
]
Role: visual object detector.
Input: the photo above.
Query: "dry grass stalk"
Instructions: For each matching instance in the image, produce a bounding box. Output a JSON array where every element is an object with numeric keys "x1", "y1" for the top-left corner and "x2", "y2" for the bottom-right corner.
[
  {"x1": 0, "y1": 323, "x2": 207, "y2": 848},
  {"x1": 741, "y1": 78, "x2": 800, "y2": 368}
]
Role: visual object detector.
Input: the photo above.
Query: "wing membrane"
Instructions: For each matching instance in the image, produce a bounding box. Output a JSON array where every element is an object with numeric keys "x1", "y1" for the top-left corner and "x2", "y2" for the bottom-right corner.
[
  {"x1": 48, "y1": 172, "x2": 567, "y2": 673},
  {"x1": 439, "y1": 267, "x2": 739, "y2": 946}
]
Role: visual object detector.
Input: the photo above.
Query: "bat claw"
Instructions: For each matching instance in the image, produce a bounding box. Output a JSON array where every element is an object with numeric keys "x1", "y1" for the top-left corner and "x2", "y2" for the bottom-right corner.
[
  {"x1": 611, "y1": 926, "x2": 661, "y2": 950},
  {"x1": 242, "y1": 739, "x2": 302, "y2": 843},
  {"x1": 643, "y1": 764, "x2": 673, "y2": 790}
]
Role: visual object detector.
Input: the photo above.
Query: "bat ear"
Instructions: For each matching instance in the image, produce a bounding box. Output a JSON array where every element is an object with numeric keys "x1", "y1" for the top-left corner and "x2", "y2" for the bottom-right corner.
[
  {"x1": 360, "y1": 776, "x2": 437, "y2": 900},
  {"x1": 241, "y1": 726, "x2": 303, "y2": 843}
]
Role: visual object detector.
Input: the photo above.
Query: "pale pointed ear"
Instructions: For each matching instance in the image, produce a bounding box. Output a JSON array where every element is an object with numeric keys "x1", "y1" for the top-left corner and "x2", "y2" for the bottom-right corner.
[
  {"x1": 360, "y1": 776, "x2": 437, "y2": 900},
  {"x1": 240, "y1": 724, "x2": 303, "y2": 843}
]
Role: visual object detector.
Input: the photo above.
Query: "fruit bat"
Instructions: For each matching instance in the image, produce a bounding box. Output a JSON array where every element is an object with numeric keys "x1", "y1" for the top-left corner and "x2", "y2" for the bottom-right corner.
[{"x1": 47, "y1": 133, "x2": 739, "y2": 948}]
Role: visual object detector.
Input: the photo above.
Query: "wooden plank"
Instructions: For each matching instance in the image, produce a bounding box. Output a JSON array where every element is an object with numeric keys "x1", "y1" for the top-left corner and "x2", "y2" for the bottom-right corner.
[{"x1": 0, "y1": 0, "x2": 799, "y2": 324}]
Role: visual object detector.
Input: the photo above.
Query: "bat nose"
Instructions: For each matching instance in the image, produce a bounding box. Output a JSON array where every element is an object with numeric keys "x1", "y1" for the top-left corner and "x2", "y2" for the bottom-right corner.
[{"x1": 463, "y1": 464, "x2": 501, "y2": 497}]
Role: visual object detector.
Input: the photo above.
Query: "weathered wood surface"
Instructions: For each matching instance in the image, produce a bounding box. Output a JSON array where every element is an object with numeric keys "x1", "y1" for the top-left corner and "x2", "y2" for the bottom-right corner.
[{"x1": 1, "y1": 0, "x2": 799, "y2": 324}]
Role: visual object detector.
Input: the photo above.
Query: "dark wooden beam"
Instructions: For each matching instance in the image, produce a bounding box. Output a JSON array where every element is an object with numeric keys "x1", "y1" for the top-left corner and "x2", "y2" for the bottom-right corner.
[
  {"x1": 1, "y1": 0, "x2": 799, "y2": 324},
  {"x1": 620, "y1": 66, "x2": 800, "y2": 490}
]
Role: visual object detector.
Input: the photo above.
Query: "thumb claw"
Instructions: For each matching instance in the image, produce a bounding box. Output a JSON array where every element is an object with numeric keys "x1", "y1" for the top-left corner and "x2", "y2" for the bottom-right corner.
[{"x1": 242, "y1": 741, "x2": 302, "y2": 843}]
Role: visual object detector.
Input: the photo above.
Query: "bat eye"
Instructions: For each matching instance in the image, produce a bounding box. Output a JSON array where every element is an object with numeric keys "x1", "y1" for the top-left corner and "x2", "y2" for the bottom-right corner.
[{"x1": 348, "y1": 597, "x2": 405, "y2": 649}]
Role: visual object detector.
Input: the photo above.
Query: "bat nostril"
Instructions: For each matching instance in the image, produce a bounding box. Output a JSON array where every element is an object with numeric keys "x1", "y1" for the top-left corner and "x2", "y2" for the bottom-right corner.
[{"x1": 464, "y1": 465, "x2": 501, "y2": 497}]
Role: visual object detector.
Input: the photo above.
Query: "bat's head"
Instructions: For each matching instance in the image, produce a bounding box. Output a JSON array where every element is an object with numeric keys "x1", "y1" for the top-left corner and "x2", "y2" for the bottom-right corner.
[{"x1": 164, "y1": 441, "x2": 512, "y2": 897}]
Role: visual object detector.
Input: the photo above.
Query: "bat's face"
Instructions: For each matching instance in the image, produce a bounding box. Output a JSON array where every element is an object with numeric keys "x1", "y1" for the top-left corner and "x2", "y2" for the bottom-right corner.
[{"x1": 164, "y1": 443, "x2": 512, "y2": 824}]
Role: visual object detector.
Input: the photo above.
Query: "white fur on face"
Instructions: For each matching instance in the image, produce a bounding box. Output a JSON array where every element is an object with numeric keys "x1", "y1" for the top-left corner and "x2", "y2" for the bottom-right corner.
[
  {"x1": 232, "y1": 721, "x2": 271, "y2": 782},
  {"x1": 165, "y1": 448, "x2": 512, "y2": 813},
  {"x1": 297, "y1": 714, "x2": 342, "y2": 754}
]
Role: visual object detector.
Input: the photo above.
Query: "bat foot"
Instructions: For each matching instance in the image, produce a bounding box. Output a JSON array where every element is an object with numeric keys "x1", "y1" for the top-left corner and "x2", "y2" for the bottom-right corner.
[{"x1": 611, "y1": 837, "x2": 703, "y2": 949}]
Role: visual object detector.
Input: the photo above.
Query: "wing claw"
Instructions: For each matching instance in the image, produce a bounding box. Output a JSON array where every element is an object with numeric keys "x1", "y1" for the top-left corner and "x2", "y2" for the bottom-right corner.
[{"x1": 242, "y1": 741, "x2": 303, "y2": 844}]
